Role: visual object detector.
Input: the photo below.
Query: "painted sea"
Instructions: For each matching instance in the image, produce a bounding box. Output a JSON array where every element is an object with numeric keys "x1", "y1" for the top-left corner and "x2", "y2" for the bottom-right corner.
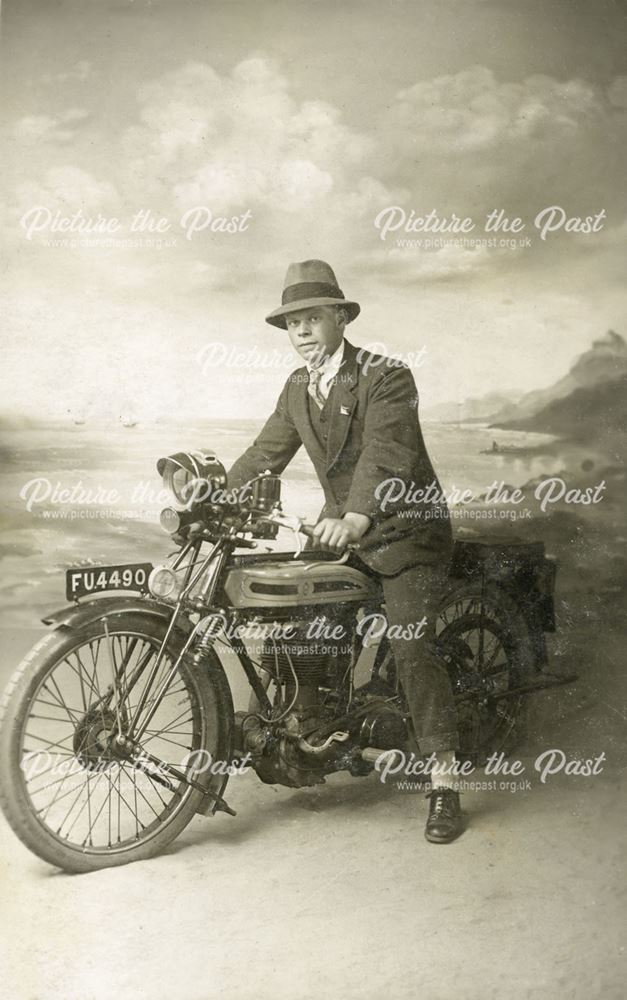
[
  {"x1": 1, "y1": 415, "x2": 625, "y2": 755},
  {"x1": 0, "y1": 416, "x2": 605, "y2": 633}
]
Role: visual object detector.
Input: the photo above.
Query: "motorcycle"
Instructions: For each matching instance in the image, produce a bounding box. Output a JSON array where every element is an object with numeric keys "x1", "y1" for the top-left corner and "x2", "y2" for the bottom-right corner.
[{"x1": 0, "y1": 449, "x2": 566, "y2": 872}]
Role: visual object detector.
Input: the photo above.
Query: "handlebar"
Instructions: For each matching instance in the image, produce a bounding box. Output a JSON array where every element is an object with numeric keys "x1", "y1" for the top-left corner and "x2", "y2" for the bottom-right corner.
[
  {"x1": 162, "y1": 504, "x2": 355, "y2": 559},
  {"x1": 260, "y1": 513, "x2": 357, "y2": 557}
]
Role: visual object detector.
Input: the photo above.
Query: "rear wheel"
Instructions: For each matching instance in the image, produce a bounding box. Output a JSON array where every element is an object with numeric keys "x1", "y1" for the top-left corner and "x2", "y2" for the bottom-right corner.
[
  {"x1": 0, "y1": 614, "x2": 233, "y2": 872},
  {"x1": 436, "y1": 582, "x2": 532, "y2": 762}
]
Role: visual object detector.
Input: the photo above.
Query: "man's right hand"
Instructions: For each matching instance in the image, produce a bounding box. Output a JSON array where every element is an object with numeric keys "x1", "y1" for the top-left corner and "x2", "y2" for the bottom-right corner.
[{"x1": 312, "y1": 515, "x2": 369, "y2": 553}]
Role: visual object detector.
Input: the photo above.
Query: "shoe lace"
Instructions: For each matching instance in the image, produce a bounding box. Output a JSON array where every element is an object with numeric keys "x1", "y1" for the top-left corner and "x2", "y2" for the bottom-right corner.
[{"x1": 427, "y1": 789, "x2": 457, "y2": 818}]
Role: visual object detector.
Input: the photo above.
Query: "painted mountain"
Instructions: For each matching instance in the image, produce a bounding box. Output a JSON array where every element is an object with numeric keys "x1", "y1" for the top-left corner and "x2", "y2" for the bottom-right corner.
[{"x1": 490, "y1": 330, "x2": 627, "y2": 440}]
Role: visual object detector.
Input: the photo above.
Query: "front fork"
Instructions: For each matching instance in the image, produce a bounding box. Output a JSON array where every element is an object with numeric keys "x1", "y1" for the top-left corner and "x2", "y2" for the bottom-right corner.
[
  {"x1": 87, "y1": 539, "x2": 241, "y2": 814},
  {"x1": 127, "y1": 538, "x2": 231, "y2": 742}
]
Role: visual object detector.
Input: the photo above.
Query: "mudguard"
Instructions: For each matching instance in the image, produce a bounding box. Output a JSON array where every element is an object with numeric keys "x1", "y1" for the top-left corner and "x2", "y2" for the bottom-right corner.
[
  {"x1": 449, "y1": 538, "x2": 556, "y2": 669},
  {"x1": 449, "y1": 539, "x2": 556, "y2": 632},
  {"x1": 41, "y1": 595, "x2": 193, "y2": 634}
]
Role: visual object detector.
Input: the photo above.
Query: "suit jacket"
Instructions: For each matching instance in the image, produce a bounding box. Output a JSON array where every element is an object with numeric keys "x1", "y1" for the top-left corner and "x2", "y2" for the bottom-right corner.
[{"x1": 227, "y1": 339, "x2": 453, "y2": 576}]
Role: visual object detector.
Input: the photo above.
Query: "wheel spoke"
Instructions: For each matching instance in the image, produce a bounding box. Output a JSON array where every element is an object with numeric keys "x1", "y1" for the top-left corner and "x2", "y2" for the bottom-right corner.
[
  {"x1": 41, "y1": 679, "x2": 80, "y2": 725},
  {"x1": 120, "y1": 763, "x2": 165, "y2": 820},
  {"x1": 113, "y1": 771, "x2": 150, "y2": 829},
  {"x1": 116, "y1": 765, "x2": 122, "y2": 843},
  {"x1": 30, "y1": 768, "x2": 79, "y2": 798},
  {"x1": 142, "y1": 732, "x2": 194, "y2": 752},
  {"x1": 37, "y1": 770, "x2": 74, "y2": 821},
  {"x1": 105, "y1": 769, "x2": 114, "y2": 847},
  {"x1": 28, "y1": 713, "x2": 78, "y2": 724},
  {"x1": 146, "y1": 706, "x2": 193, "y2": 733},
  {"x1": 23, "y1": 731, "x2": 76, "y2": 753},
  {"x1": 64, "y1": 651, "x2": 99, "y2": 708},
  {"x1": 55, "y1": 777, "x2": 93, "y2": 838},
  {"x1": 83, "y1": 770, "x2": 118, "y2": 847}
]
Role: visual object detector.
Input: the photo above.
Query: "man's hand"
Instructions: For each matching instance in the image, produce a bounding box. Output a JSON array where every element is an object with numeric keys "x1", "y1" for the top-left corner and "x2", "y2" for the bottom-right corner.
[{"x1": 312, "y1": 513, "x2": 371, "y2": 553}]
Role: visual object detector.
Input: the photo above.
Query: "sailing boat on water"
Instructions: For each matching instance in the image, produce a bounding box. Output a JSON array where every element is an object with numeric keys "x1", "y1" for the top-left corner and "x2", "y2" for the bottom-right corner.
[
  {"x1": 120, "y1": 401, "x2": 138, "y2": 428},
  {"x1": 68, "y1": 407, "x2": 86, "y2": 426}
]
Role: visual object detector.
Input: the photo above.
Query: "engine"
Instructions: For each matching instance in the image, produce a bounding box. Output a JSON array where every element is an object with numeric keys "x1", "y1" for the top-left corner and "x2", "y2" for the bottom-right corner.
[
  {"x1": 224, "y1": 558, "x2": 409, "y2": 789},
  {"x1": 234, "y1": 609, "x2": 410, "y2": 791},
  {"x1": 259, "y1": 616, "x2": 351, "y2": 685}
]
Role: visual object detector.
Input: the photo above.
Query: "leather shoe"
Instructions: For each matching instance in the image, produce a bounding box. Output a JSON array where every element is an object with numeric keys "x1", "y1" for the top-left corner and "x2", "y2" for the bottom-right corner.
[{"x1": 425, "y1": 787, "x2": 464, "y2": 843}]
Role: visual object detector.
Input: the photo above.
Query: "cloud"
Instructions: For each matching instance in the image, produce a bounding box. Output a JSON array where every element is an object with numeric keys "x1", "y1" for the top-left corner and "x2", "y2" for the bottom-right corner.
[
  {"x1": 41, "y1": 60, "x2": 92, "y2": 85},
  {"x1": 607, "y1": 75, "x2": 627, "y2": 109},
  {"x1": 372, "y1": 66, "x2": 627, "y2": 241},
  {"x1": 386, "y1": 66, "x2": 601, "y2": 155},
  {"x1": 16, "y1": 166, "x2": 117, "y2": 213},
  {"x1": 117, "y1": 58, "x2": 627, "y2": 275},
  {"x1": 5, "y1": 55, "x2": 626, "y2": 316},
  {"x1": 14, "y1": 108, "x2": 90, "y2": 143},
  {"x1": 353, "y1": 241, "x2": 492, "y2": 289},
  {"x1": 391, "y1": 242, "x2": 490, "y2": 280},
  {"x1": 122, "y1": 56, "x2": 388, "y2": 217}
]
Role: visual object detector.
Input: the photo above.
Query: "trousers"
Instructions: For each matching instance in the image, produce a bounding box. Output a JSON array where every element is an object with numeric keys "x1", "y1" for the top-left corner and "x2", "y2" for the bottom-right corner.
[{"x1": 380, "y1": 562, "x2": 459, "y2": 754}]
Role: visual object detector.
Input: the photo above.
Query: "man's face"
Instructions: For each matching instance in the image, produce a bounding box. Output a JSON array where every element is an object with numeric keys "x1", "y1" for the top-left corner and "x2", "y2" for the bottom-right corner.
[{"x1": 285, "y1": 305, "x2": 344, "y2": 366}]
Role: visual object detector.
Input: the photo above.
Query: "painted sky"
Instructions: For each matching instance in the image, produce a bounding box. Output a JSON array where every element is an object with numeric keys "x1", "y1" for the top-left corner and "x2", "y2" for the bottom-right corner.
[{"x1": 1, "y1": 0, "x2": 626, "y2": 421}]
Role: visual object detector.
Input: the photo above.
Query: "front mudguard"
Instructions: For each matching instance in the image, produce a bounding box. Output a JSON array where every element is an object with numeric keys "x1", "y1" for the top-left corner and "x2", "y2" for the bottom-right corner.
[{"x1": 41, "y1": 594, "x2": 194, "y2": 635}]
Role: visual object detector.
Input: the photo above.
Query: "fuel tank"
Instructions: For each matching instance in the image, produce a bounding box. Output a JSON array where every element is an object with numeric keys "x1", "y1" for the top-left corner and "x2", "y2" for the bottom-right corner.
[{"x1": 223, "y1": 558, "x2": 379, "y2": 609}]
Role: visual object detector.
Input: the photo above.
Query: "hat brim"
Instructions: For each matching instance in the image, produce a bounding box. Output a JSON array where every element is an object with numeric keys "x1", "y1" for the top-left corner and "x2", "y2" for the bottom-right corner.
[{"x1": 265, "y1": 298, "x2": 360, "y2": 330}]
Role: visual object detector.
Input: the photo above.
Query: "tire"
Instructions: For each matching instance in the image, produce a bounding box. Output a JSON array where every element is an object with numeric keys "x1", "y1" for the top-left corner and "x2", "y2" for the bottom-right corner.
[
  {"x1": 436, "y1": 581, "x2": 533, "y2": 763},
  {"x1": 0, "y1": 614, "x2": 233, "y2": 873}
]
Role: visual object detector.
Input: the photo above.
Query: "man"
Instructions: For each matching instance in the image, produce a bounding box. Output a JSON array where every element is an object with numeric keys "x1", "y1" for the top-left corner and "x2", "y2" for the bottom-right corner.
[{"x1": 227, "y1": 260, "x2": 464, "y2": 842}]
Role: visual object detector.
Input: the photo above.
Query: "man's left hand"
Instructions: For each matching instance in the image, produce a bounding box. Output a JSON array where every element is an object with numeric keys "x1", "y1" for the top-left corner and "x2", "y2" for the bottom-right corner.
[{"x1": 312, "y1": 513, "x2": 371, "y2": 553}]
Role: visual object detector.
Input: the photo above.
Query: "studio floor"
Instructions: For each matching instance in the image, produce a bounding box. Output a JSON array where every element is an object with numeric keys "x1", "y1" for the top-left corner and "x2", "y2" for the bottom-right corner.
[{"x1": 1, "y1": 754, "x2": 625, "y2": 1000}]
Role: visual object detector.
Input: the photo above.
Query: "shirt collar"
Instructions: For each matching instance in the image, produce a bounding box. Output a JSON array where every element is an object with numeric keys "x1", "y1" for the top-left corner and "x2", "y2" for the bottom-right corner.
[{"x1": 306, "y1": 338, "x2": 345, "y2": 377}]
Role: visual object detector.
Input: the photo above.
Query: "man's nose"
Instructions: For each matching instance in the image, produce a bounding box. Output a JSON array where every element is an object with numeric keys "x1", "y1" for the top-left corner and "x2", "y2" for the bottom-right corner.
[{"x1": 297, "y1": 324, "x2": 312, "y2": 337}]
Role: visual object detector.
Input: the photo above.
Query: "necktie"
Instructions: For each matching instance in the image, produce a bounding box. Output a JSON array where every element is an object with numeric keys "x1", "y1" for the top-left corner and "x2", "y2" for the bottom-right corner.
[{"x1": 308, "y1": 367, "x2": 326, "y2": 409}]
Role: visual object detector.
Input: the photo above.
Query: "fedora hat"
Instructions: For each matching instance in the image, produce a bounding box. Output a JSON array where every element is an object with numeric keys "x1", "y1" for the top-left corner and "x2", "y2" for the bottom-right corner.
[{"x1": 265, "y1": 259, "x2": 360, "y2": 329}]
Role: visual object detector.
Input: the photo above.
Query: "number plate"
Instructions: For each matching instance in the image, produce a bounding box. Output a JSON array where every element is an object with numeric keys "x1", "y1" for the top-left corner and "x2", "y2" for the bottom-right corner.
[{"x1": 66, "y1": 563, "x2": 153, "y2": 601}]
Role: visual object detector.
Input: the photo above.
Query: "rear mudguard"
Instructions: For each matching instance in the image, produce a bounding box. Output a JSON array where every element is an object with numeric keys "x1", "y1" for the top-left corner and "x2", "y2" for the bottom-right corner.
[
  {"x1": 41, "y1": 595, "x2": 193, "y2": 634},
  {"x1": 448, "y1": 540, "x2": 554, "y2": 669}
]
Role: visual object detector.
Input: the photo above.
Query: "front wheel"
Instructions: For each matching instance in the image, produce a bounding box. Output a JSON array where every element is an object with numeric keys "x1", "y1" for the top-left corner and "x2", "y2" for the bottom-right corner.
[{"x1": 0, "y1": 613, "x2": 233, "y2": 872}]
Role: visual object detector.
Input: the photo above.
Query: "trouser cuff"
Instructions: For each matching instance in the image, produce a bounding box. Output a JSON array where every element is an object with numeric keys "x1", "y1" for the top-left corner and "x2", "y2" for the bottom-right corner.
[{"x1": 418, "y1": 733, "x2": 460, "y2": 755}]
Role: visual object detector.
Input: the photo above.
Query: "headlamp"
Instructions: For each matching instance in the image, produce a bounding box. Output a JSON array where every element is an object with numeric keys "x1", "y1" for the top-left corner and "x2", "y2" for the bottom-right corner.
[
  {"x1": 156, "y1": 450, "x2": 226, "y2": 508},
  {"x1": 148, "y1": 565, "x2": 181, "y2": 601},
  {"x1": 159, "y1": 508, "x2": 184, "y2": 534}
]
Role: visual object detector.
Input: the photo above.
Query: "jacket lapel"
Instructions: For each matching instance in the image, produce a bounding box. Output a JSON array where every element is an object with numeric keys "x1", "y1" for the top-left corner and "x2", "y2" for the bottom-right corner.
[
  {"x1": 325, "y1": 340, "x2": 359, "y2": 472},
  {"x1": 292, "y1": 368, "x2": 324, "y2": 461}
]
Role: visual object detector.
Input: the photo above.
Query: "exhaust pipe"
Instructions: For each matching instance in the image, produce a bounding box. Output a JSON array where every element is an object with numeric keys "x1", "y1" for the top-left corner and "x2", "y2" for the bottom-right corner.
[{"x1": 360, "y1": 747, "x2": 405, "y2": 765}]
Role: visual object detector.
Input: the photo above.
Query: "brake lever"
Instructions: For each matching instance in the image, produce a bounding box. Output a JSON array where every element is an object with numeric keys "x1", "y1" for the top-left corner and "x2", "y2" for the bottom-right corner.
[
  {"x1": 259, "y1": 512, "x2": 356, "y2": 560},
  {"x1": 273, "y1": 513, "x2": 307, "y2": 557},
  {"x1": 281, "y1": 515, "x2": 355, "y2": 561}
]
